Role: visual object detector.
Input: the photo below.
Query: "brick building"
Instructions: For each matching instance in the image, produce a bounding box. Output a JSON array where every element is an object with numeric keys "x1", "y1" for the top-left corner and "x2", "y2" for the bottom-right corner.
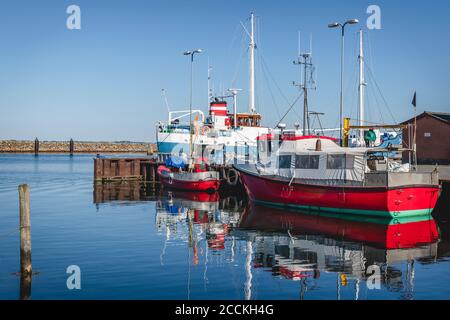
[{"x1": 402, "y1": 111, "x2": 450, "y2": 164}]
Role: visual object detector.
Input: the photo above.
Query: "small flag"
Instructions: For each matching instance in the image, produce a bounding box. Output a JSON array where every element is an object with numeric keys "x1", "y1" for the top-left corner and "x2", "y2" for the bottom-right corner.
[{"x1": 412, "y1": 91, "x2": 417, "y2": 107}]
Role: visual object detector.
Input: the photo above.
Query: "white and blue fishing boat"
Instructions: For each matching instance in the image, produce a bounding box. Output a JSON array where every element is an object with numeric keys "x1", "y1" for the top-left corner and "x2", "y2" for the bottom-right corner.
[{"x1": 156, "y1": 13, "x2": 270, "y2": 165}]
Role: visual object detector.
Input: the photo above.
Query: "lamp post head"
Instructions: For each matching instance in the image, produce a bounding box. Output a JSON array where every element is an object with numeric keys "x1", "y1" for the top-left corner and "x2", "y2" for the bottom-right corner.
[
  {"x1": 346, "y1": 19, "x2": 359, "y2": 25},
  {"x1": 193, "y1": 49, "x2": 203, "y2": 54},
  {"x1": 328, "y1": 22, "x2": 340, "y2": 28},
  {"x1": 183, "y1": 51, "x2": 192, "y2": 55}
]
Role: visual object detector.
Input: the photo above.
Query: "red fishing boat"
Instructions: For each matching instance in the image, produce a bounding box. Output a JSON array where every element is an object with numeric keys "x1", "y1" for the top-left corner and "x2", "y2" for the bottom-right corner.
[
  {"x1": 235, "y1": 134, "x2": 440, "y2": 218},
  {"x1": 157, "y1": 156, "x2": 220, "y2": 193}
]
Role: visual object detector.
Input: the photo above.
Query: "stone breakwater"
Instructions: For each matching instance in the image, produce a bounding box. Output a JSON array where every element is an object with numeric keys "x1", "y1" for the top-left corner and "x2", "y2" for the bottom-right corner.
[{"x1": 0, "y1": 140, "x2": 157, "y2": 154}]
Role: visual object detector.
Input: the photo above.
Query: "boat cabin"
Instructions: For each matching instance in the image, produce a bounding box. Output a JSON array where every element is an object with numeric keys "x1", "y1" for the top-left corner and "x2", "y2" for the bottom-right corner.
[
  {"x1": 255, "y1": 135, "x2": 435, "y2": 187},
  {"x1": 228, "y1": 113, "x2": 262, "y2": 128}
]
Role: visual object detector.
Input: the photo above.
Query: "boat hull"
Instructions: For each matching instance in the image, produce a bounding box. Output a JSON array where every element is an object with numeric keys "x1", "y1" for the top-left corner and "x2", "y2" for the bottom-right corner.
[
  {"x1": 235, "y1": 165, "x2": 440, "y2": 218},
  {"x1": 158, "y1": 166, "x2": 220, "y2": 192}
]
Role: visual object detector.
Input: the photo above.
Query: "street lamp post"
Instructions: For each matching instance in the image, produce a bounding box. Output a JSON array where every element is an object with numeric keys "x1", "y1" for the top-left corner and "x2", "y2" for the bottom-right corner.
[
  {"x1": 183, "y1": 49, "x2": 203, "y2": 159},
  {"x1": 328, "y1": 19, "x2": 358, "y2": 146}
]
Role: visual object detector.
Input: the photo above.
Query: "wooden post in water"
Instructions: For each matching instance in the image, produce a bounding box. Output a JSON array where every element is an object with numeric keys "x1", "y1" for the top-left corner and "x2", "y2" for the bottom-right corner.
[
  {"x1": 34, "y1": 138, "x2": 39, "y2": 156},
  {"x1": 69, "y1": 139, "x2": 74, "y2": 156},
  {"x1": 18, "y1": 184, "x2": 32, "y2": 300}
]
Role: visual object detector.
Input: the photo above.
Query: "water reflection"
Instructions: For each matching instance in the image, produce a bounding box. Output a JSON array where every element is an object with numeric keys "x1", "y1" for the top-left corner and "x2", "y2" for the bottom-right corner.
[
  {"x1": 93, "y1": 181, "x2": 159, "y2": 203},
  {"x1": 239, "y1": 204, "x2": 439, "y2": 299},
  {"x1": 93, "y1": 182, "x2": 448, "y2": 299},
  {"x1": 155, "y1": 191, "x2": 243, "y2": 253}
]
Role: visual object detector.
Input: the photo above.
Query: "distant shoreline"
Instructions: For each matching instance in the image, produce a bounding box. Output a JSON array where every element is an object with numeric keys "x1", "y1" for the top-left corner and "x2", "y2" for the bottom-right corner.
[{"x1": 0, "y1": 140, "x2": 156, "y2": 154}]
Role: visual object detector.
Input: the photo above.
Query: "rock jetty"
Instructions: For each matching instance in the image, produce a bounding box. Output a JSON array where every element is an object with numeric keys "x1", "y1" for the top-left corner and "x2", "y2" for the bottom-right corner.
[{"x1": 0, "y1": 140, "x2": 156, "y2": 154}]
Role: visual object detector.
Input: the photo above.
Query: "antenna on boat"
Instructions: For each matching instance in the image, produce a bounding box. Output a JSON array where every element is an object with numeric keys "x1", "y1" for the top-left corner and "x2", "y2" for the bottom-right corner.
[
  {"x1": 161, "y1": 89, "x2": 170, "y2": 113},
  {"x1": 293, "y1": 35, "x2": 316, "y2": 136},
  {"x1": 358, "y1": 29, "x2": 366, "y2": 144}
]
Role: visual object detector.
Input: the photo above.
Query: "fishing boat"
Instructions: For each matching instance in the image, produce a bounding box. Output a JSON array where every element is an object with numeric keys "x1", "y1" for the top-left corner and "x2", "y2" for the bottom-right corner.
[
  {"x1": 157, "y1": 156, "x2": 220, "y2": 192},
  {"x1": 156, "y1": 13, "x2": 270, "y2": 164},
  {"x1": 235, "y1": 29, "x2": 441, "y2": 218},
  {"x1": 235, "y1": 133, "x2": 440, "y2": 218}
]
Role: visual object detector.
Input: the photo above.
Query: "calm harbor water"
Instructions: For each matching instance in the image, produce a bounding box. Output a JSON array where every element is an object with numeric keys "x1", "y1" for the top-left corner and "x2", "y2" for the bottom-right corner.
[{"x1": 0, "y1": 154, "x2": 450, "y2": 300}]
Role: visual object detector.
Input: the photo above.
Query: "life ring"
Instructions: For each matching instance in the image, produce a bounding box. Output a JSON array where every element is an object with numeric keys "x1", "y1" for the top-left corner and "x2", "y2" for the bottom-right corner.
[{"x1": 226, "y1": 168, "x2": 239, "y2": 186}]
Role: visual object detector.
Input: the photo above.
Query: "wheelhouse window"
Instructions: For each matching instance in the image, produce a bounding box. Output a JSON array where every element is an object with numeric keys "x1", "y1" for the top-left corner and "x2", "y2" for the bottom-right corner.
[
  {"x1": 327, "y1": 154, "x2": 355, "y2": 169},
  {"x1": 278, "y1": 155, "x2": 292, "y2": 169},
  {"x1": 295, "y1": 155, "x2": 320, "y2": 169}
]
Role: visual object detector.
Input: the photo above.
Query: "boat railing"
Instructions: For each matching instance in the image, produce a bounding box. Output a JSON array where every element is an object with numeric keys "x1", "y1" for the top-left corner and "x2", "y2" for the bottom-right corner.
[
  {"x1": 364, "y1": 170, "x2": 439, "y2": 187},
  {"x1": 171, "y1": 171, "x2": 220, "y2": 181},
  {"x1": 387, "y1": 171, "x2": 439, "y2": 187},
  {"x1": 168, "y1": 110, "x2": 205, "y2": 124}
]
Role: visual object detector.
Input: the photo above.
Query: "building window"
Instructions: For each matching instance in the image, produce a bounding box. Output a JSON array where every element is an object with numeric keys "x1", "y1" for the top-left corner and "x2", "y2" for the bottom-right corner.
[
  {"x1": 327, "y1": 154, "x2": 355, "y2": 169},
  {"x1": 295, "y1": 155, "x2": 320, "y2": 169},
  {"x1": 278, "y1": 155, "x2": 292, "y2": 169}
]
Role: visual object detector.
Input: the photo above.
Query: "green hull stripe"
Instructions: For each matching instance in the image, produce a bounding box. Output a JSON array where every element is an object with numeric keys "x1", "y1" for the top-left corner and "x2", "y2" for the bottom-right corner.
[{"x1": 253, "y1": 200, "x2": 434, "y2": 224}]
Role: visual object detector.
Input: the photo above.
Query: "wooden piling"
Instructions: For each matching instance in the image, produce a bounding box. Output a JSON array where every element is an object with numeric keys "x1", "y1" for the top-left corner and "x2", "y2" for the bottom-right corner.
[
  {"x1": 19, "y1": 184, "x2": 32, "y2": 277},
  {"x1": 20, "y1": 271, "x2": 32, "y2": 300},
  {"x1": 34, "y1": 138, "x2": 39, "y2": 156},
  {"x1": 69, "y1": 139, "x2": 74, "y2": 156}
]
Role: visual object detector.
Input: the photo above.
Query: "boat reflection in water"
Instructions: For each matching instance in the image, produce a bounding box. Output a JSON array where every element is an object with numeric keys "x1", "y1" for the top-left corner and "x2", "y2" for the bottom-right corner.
[
  {"x1": 155, "y1": 189, "x2": 440, "y2": 299},
  {"x1": 94, "y1": 182, "x2": 444, "y2": 299},
  {"x1": 238, "y1": 204, "x2": 439, "y2": 299},
  {"x1": 155, "y1": 190, "x2": 243, "y2": 273}
]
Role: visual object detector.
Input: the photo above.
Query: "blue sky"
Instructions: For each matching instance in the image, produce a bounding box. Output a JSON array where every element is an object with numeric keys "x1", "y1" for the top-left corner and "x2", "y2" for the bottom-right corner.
[{"x1": 0, "y1": 0, "x2": 449, "y2": 141}]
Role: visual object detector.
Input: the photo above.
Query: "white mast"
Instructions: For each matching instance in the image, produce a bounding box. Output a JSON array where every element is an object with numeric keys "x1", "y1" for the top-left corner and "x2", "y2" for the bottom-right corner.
[
  {"x1": 358, "y1": 29, "x2": 365, "y2": 143},
  {"x1": 249, "y1": 12, "x2": 256, "y2": 114},
  {"x1": 229, "y1": 88, "x2": 242, "y2": 129}
]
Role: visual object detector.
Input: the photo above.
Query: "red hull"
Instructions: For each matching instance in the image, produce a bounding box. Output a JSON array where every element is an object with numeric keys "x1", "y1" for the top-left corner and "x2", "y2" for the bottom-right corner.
[
  {"x1": 158, "y1": 166, "x2": 220, "y2": 192},
  {"x1": 237, "y1": 167, "x2": 440, "y2": 218},
  {"x1": 240, "y1": 204, "x2": 439, "y2": 249}
]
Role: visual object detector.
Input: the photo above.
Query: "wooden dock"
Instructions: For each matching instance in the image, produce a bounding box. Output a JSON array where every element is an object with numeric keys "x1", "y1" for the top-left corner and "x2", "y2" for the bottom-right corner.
[
  {"x1": 93, "y1": 157, "x2": 241, "y2": 187},
  {"x1": 94, "y1": 157, "x2": 159, "y2": 183}
]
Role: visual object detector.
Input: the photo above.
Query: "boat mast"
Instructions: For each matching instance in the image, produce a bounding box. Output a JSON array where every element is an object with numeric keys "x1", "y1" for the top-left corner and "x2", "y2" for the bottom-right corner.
[
  {"x1": 303, "y1": 54, "x2": 310, "y2": 136},
  {"x1": 358, "y1": 29, "x2": 365, "y2": 143},
  {"x1": 293, "y1": 36, "x2": 314, "y2": 136},
  {"x1": 249, "y1": 12, "x2": 256, "y2": 114}
]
